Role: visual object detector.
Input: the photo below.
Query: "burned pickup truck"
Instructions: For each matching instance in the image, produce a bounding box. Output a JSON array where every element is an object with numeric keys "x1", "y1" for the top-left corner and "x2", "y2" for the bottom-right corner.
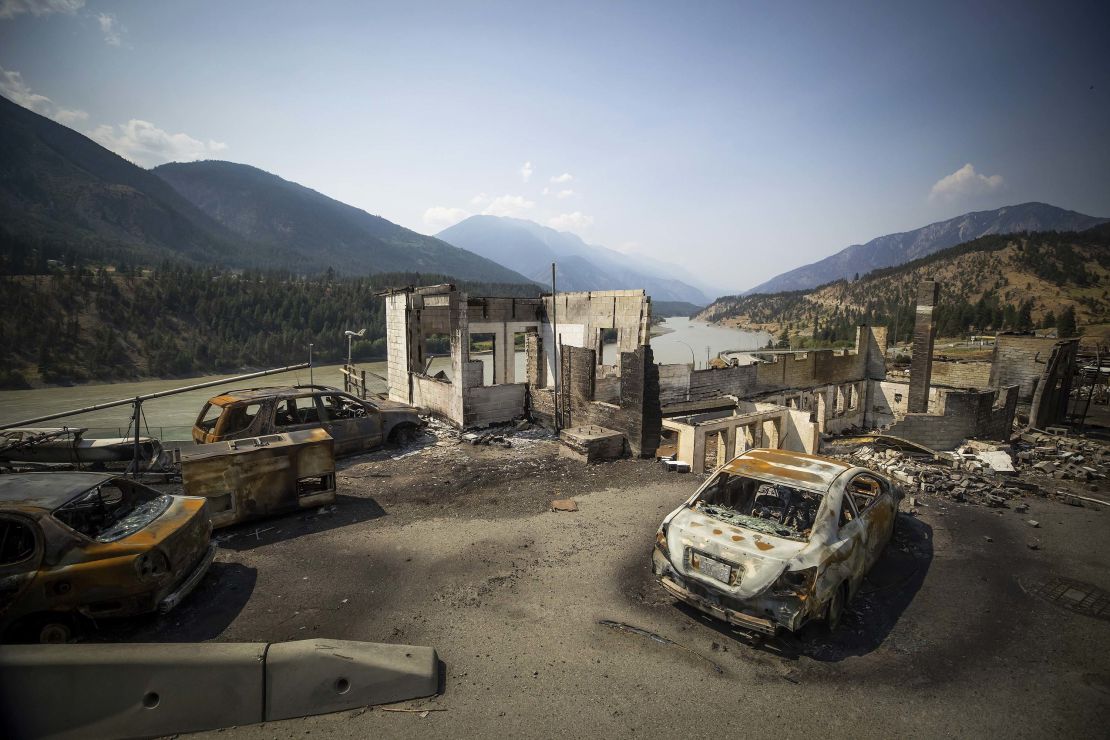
[
  {"x1": 0, "y1": 473, "x2": 214, "y2": 643},
  {"x1": 192, "y1": 385, "x2": 422, "y2": 457},
  {"x1": 652, "y1": 448, "x2": 901, "y2": 635}
]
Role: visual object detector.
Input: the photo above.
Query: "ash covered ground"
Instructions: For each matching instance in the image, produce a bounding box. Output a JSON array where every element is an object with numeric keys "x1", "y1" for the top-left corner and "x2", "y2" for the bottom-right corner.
[{"x1": 95, "y1": 421, "x2": 1110, "y2": 738}]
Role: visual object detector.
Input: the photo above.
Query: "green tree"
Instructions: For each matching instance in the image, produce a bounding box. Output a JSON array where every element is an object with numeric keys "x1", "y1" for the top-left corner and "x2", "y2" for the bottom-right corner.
[
  {"x1": 777, "y1": 326, "x2": 790, "y2": 348},
  {"x1": 1041, "y1": 310, "x2": 1056, "y2": 330},
  {"x1": 1056, "y1": 305, "x2": 1078, "y2": 337}
]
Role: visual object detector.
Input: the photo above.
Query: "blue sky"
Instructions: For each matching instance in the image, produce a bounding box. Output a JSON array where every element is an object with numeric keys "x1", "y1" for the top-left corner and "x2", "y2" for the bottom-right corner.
[{"x1": 1, "y1": 0, "x2": 1107, "y2": 292}]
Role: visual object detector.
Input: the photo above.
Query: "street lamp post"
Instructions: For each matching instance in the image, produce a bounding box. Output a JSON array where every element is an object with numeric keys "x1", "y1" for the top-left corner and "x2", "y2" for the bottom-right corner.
[{"x1": 344, "y1": 328, "x2": 366, "y2": 367}]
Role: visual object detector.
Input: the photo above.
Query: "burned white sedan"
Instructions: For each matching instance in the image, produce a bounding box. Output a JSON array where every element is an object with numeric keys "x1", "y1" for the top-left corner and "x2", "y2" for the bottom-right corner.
[{"x1": 652, "y1": 448, "x2": 901, "y2": 635}]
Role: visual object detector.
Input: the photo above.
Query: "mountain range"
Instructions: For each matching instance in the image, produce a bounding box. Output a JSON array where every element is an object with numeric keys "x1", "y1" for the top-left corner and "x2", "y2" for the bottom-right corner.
[
  {"x1": 0, "y1": 94, "x2": 530, "y2": 284},
  {"x1": 746, "y1": 202, "x2": 1109, "y2": 295},
  {"x1": 699, "y1": 226, "x2": 1110, "y2": 343},
  {"x1": 436, "y1": 215, "x2": 710, "y2": 304}
]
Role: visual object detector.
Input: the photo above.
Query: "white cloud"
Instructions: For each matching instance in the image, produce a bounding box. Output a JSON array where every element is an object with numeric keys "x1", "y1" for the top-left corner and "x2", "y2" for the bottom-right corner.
[
  {"x1": 97, "y1": 12, "x2": 122, "y2": 46},
  {"x1": 90, "y1": 119, "x2": 228, "y2": 167},
  {"x1": 929, "y1": 163, "x2": 1005, "y2": 202},
  {"x1": 0, "y1": 0, "x2": 84, "y2": 20},
  {"x1": 550, "y1": 172, "x2": 573, "y2": 184},
  {"x1": 519, "y1": 160, "x2": 533, "y2": 182},
  {"x1": 482, "y1": 194, "x2": 535, "y2": 218},
  {"x1": 470, "y1": 192, "x2": 490, "y2": 206},
  {"x1": 547, "y1": 212, "x2": 593, "y2": 232},
  {"x1": 555, "y1": 189, "x2": 575, "y2": 200},
  {"x1": 423, "y1": 206, "x2": 470, "y2": 230},
  {"x1": 0, "y1": 66, "x2": 87, "y2": 124}
]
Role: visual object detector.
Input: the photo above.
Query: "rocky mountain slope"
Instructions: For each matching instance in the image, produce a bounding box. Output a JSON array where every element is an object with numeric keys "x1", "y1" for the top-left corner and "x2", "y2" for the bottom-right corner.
[
  {"x1": 699, "y1": 227, "x2": 1110, "y2": 344},
  {"x1": 746, "y1": 203, "x2": 1108, "y2": 295},
  {"x1": 0, "y1": 94, "x2": 532, "y2": 284},
  {"x1": 154, "y1": 162, "x2": 532, "y2": 283}
]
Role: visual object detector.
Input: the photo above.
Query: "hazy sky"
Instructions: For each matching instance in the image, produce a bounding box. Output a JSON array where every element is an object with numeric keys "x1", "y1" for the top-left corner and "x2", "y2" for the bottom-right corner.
[{"x1": 1, "y1": 0, "x2": 1107, "y2": 292}]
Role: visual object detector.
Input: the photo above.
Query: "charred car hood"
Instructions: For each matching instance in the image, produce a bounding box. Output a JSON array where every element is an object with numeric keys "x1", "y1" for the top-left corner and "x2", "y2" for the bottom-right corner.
[{"x1": 665, "y1": 506, "x2": 812, "y2": 598}]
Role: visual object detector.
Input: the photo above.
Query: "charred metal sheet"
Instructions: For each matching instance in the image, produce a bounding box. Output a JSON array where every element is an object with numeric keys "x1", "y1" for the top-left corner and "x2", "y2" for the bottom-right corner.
[
  {"x1": 0, "y1": 639, "x2": 440, "y2": 739},
  {"x1": 179, "y1": 429, "x2": 336, "y2": 528},
  {"x1": 1022, "y1": 576, "x2": 1110, "y2": 621}
]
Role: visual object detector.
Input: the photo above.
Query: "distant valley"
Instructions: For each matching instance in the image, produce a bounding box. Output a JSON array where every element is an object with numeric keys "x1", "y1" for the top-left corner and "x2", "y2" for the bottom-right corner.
[{"x1": 436, "y1": 215, "x2": 711, "y2": 305}]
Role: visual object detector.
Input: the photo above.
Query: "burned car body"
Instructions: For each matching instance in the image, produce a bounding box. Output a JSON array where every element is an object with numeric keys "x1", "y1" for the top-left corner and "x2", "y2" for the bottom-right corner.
[
  {"x1": 192, "y1": 385, "x2": 422, "y2": 457},
  {"x1": 178, "y1": 429, "x2": 336, "y2": 528},
  {"x1": 0, "y1": 472, "x2": 214, "y2": 642},
  {"x1": 652, "y1": 448, "x2": 901, "y2": 635}
]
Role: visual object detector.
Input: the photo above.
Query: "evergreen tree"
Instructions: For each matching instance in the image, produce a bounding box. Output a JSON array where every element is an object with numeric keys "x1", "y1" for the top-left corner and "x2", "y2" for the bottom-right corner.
[{"x1": 1056, "y1": 305, "x2": 1078, "y2": 337}]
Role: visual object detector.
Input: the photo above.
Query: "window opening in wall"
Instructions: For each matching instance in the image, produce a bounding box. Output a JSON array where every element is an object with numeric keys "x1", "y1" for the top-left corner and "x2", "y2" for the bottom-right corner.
[
  {"x1": 469, "y1": 332, "x2": 496, "y2": 386},
  {"x1": 846, "y1": 384, "x2": 857, "y2": 410},
  {"x1": 422, "y1": 332, "x2": 451, "y2": 379},
  {"x1": 894, "y1": 392, "x2": 903, "y2": 403},
  {"x1": 513, "y1": 331, "x2": 530, "y2": 383}
]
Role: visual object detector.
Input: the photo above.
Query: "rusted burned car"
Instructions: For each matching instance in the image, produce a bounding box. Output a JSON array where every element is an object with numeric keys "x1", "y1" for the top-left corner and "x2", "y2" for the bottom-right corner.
[
  {"x1": 0, "y1": 472, "x2": 215, "y2": 643},
  {"x1": 178, "y1": 429, "x2": 336, "y2": 528},
  {"x1": 192, "y1": 385, "x2": 422, "y2": 456},
  {"x1": 652, "y1": 448, "x2": 901, "y2": 635}
]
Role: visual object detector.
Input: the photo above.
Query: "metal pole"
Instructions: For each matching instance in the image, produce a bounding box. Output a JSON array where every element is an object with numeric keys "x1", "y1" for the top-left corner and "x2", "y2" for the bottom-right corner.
[
  {"x1": 551, "y1": 262, "x2": 559, "y2": 433},
  {"x1": 309, "y1": 344, "x2": 314, "y2": 387},
  {"x1": 0, "y1": 363, "x2": 311, "y2": 430},
  {"x1": 132, "y1": 398, "x2": 141, "y2": 479}
]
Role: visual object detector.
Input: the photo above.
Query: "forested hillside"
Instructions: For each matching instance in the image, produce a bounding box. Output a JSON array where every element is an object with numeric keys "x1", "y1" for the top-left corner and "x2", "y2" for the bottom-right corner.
[
  {"x1": 698, "y1": 229, "x2": 1110, "y2": 347},
  {"x1": 0, "y1": 268, "x2": 540, "y2": 388}
]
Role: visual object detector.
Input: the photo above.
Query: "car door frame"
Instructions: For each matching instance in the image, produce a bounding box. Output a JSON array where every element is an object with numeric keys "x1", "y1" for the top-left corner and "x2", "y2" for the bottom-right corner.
[
  {"x1": 847, "y1": 471, "x2": 896, "y2": 571},
  {"x1": 269, "y1": 394, "x2": 326, "y2": 437},
  {"x1": 316, "y1": 392, "x2": 382, "y2": 455},
  {"x1": 0, "y1": 513, "x2": 45, "y2": 627}
]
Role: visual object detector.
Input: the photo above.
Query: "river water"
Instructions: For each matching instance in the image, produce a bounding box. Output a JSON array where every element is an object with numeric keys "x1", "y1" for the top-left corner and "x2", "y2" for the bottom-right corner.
[{"x1": 0, "y1": 318, "x2": 767, "y2": 439}]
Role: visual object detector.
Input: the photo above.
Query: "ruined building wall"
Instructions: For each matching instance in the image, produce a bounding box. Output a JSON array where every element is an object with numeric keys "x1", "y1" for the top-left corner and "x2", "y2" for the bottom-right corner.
[
  {"x1": 989, "y1": 336, "x2": 1062, "y2": 400},
  {"x1": 554, "y1": 344, "x2": 661, "y2": 457},
  {"x1": 883, "y1": 385, "x2": 1019, "y2": 450},
  {"x1": 930, "y1": 361, "x2": 993, "y2": 389}
]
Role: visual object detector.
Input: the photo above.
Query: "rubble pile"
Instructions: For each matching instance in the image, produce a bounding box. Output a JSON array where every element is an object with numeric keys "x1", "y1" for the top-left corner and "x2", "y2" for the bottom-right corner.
[{"x1": 835, "y1": 431, "x2": 1109, "y2": 508}]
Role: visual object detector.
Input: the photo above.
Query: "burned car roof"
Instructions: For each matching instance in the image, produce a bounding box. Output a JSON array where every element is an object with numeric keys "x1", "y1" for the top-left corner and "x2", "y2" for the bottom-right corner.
[
  {"x1": 721, "y1": 448, "x2": 851, "y2": 492},
  {"x1": 0, "y1": 471, "x2": 117, "y2": 512},
  {"x1": 207, "y1": 385, "x2": 344, "y2": 405}
]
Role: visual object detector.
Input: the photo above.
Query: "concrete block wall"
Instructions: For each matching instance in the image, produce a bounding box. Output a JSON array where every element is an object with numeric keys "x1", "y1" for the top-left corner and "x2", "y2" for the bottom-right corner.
[
  {"x1": 931, "y1": 361, "x2": 993, "y2": 389},
  {"x1": 989, "y1": 336, "x2": 1061, "y2": 400},
  {"x1": 883, "y1": 386, "x2": 1018, "y2": 450},
  {"x1": 464, "y1": 383, "x2": 528, "y2": 426}
]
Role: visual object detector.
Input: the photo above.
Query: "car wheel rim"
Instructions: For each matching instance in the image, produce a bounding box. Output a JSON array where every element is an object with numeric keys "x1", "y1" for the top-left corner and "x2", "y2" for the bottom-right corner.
[{"x1": 40, "y1": 623, "x2": 70, "y2": 644}]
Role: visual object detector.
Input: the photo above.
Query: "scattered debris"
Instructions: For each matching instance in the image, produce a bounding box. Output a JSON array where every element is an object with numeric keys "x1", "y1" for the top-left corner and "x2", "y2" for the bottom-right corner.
[
  {"x1": 1027, "y1": 520, "x2": 1040, "y2": 528},
  {"x1": 550, "y1": 498, "x2": 579, "y2": 512},
  {"x1": 598, "y1": 620, "x2": 723, "y2": 674}
]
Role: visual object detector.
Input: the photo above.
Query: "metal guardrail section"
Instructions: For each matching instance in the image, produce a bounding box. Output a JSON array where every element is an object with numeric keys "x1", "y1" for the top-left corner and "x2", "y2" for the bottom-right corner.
[{"x1": 0, "y1": 639, "x2": 440, "y2": 739}]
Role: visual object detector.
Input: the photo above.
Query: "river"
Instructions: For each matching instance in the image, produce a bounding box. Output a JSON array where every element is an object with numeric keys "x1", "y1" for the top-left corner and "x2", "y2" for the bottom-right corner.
[{"x1": 0, "y1": 318, "x2": 767, "y2": 439}]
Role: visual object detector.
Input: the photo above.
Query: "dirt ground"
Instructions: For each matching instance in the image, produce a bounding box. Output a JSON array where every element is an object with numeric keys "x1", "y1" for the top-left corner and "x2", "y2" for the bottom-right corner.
[{"x1": 98, "y1": 425, "x2": 1110, "y2": 738}]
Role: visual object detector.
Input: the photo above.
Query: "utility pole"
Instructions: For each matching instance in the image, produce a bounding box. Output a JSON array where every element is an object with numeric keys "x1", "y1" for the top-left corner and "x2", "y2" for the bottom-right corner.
[
  {"x1": 308, "y1": 343, "x2": 314, "y2": 386},
  {"x1": 551, "y1": 262, "x2": 560, "y2": 433}
]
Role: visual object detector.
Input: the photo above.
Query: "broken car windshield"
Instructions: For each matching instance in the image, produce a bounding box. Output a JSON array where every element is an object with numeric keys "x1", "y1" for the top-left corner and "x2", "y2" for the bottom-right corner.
[
  {"x1": 54, "y1": 480, "x2": 172, "y2": 543},
  {"x1": 694, "y1": 472, "x2": 823, "y2": 541}
]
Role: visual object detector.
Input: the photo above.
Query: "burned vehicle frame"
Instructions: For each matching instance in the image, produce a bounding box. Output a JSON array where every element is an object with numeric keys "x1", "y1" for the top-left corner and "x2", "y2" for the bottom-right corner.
[
  {"x1": 178, "y1": 429, "x2": 337, "y2": 528},
  {"x1": 652, "y1": 447, "x2": 901, "y2": 635},
  {"x1": 192, "y1": 385, "x2": 423, "y2": 457},
  {"x1": 0, "y1": 472, "x2": 215, "y2": 643}
]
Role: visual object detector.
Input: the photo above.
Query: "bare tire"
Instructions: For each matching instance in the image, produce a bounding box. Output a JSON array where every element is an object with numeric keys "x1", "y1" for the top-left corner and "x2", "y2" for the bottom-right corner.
[{"x1": 826, "y1": 583, "x2": 848, "y2": 632}]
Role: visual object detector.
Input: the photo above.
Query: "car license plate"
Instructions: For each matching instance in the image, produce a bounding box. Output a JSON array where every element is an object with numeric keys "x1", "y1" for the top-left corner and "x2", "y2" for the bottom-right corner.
[{"x1": 690, "y1": 551, "x2": 733, "y2": 585}]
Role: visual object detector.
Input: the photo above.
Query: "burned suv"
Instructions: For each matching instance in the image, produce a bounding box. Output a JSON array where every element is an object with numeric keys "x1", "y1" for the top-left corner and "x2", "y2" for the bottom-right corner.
[{"x1": 192, "y1": 385, "x2": 423, "y2": 457}]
